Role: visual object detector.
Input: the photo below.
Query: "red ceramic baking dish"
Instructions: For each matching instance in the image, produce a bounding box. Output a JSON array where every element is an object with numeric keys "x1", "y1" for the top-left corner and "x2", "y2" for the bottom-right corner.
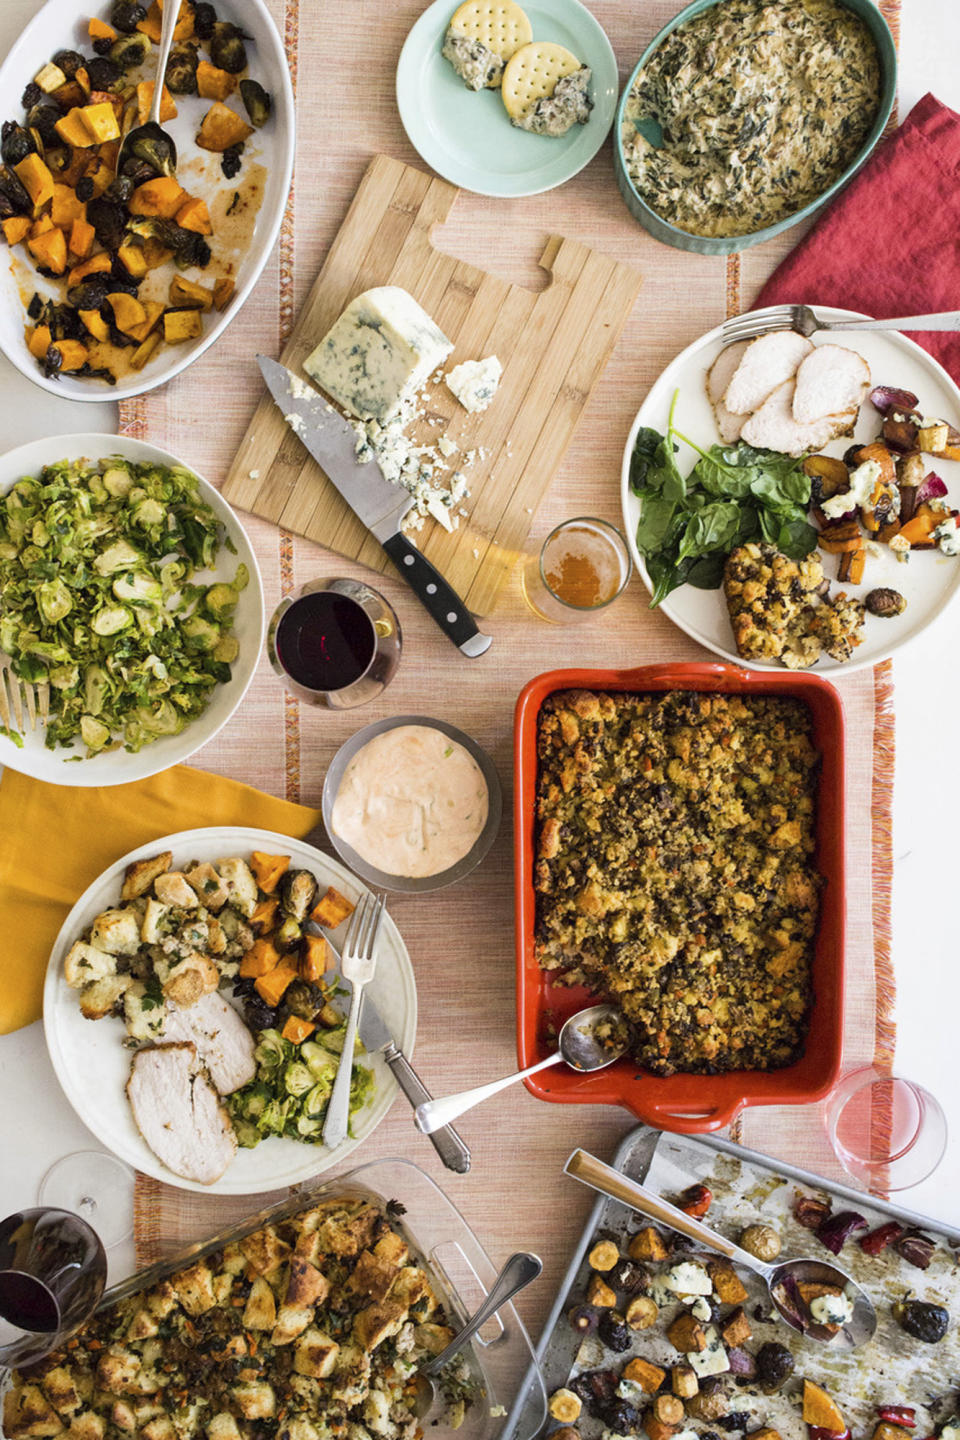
[{"x1": 514, "y1": 662, "x2": 845, "y2": 1133}]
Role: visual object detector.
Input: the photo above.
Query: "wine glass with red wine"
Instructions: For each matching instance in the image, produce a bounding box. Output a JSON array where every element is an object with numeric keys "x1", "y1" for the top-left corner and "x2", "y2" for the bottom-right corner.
[
  {"x1": 267, "y1": 577, "x2": 402, "y2": 709},
  {"x1": 0, "y1": 1208, "x2": 106, "y2": 1368}
]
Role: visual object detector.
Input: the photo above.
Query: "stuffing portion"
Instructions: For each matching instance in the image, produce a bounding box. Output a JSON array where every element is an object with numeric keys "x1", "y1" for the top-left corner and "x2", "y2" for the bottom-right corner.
[
  {"x1": 723, "y1": 542, "x2": 864, "y2": 668},
  {"x1": 3, "y1": 1199, "x2": 458, "y2": 1440},
  {"x1": 534, "y1": 689, "x2": 821, "y2": 1075}
]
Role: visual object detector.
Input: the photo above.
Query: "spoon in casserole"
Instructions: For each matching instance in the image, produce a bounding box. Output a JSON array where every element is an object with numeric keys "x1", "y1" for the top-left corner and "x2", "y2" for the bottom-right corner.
[
  {"x1": 414, "y1": 1004, "x2": 627, "y2": 1134},
  {"x1": 565, "y1": 1149, "x2": 877, "y2": 1350},
  {"x1": 117, "y1": 0, "x2": 182, "y2": 178}
]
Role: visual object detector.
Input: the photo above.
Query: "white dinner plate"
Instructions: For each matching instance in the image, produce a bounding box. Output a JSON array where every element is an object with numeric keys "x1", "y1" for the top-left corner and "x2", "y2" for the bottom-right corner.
[
  {"x1": 0, "y1": 434, "x2": 265, "y2": 786},
  {"x1": 396, "y1": 0, "x2": 618, "y2": 198},
  {"x1": 0, "y1": 0, "x2": 295, "y2": 401},
  {"x1": 621, "y1": 308, "x2": 960, "y2": 674},
  {"x1": 43, "y1": 827, "x2": 418, "y2": 1195}
]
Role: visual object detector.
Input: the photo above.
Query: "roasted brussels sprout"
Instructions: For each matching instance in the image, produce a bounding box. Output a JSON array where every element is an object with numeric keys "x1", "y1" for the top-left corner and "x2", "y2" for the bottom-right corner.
[
  {"x1": 87, "y1": 197, "x2": 127, "y2": 251},
  {"x1": 755, "y1": 1342, "x2": 794, "y2": 1393},
  {"x1": 26, "y1": 293, "x2": 43, "y2": 321},
  {"x1": 25, "y1": 101, "x2": 61, "y2": 148},
  {"x1": 193, "y1": 1, "x2": 217, "y2": 38},
  {"x1": 52, "y1": 49, "x2": 85, "y2": 79},
  {"x1": 603, "y1": 1401, "x2": 641, "y2": 1436},
  {"x1": 210, "y1": 21, "x2": 248, "y2": 72},
  {"x1": 597, "y1": 1310, "x2": 631, "y2": 1352},
  {"x1": 21, "y1": 81, "x2": 42, "y2": 110},
  {"x1": 284, "y1": 980, "x2": 322, "y2": 1021},
  {"x1": 92, "y1": 35, "x2": 115, "y2": 56},
  {"x1": 121, "y1": 156, "x2": 158, "y2": 185},
  {"x1": 892, "y1": 1297, "x2": 949, "y2": 1343},
  {"x1": 274, "y1": 914, "x2": 302, "y2": 953},
  {"x1": 42, "y1": 345, "x2": 63, "y2": 379},
  {"x1": 86, "y1": 56, "x2": 121, "y2": 90},
  {"x1": 110, "y1": 32, "x2": 152, "y2": 70},
  {"x1": 281, "y1": 869, "x2": 319, "y2": 923},
  {"x1": 125, "y1": 124, "x2": 176, "y2": 178},
  {"x1": 608, "y1": 1259, "x2": 648, "y2": 1294},
  {"x1": 0, "y1": 165, "x2": 33, "y2": 217},
  {"x1": 74, "y1": 175, "x2": 95, "y2": 203},
  {"x1": 239, "y1": 78, "x2": 272, "y2": 127},
  {"x1": 166, "y1": 46, "x2": 199, "y2": 95},
  {"x1": 1, "y1": 122, "x2": 36, "y2": 168},
  {"x1": 111, "y1": 0, "x2": 148, "y2": 32},
  {"x1": 220, "y1": 143, "x2": 243, "y2": 179}
]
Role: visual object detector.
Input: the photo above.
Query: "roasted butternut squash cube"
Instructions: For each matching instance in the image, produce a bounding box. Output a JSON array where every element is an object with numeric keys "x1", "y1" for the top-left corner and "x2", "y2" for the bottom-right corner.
[
  {"x1": 117, "y1": 241, "x2": 148, "y2": 279},
  {"x1": 135, "y1": 81, "x2": 178, "y2": 126},
  {"x1": 67, "y1": 252, "x2": 111, "y2": 288},
  {"x1": 130, "y1": 330, "x2": 163, "y2": 371},
  {"x1": 55, "y1": 107, "x2": 96, "y2": 148},
  {"x1": 213, "y1": 275, "x2": 235, "y2": 311},
  {"x1": 26, "y1": 323, "x2": 52, "y2": 359},
  {"x1": 68, "y1": 216, "x2": 96, "y2": 258},
  {"x1": 127, "y1": 300, "x2": 165, "y2": 343},
  {"x1": 196, "y1": 101, "x2": 253, "y2": 152},
  {"x1": 14, "y1": 153, "x2": 55, "y2": 211},
  {"x1": 196, "y1": 60, "x2": 237, "y2": 100},
  {"x1": 169, "y1": 274, "x2": 214, "y2": 310},
  {"x1": 802, "y1": 1382, "x2": 845, "y2": 1434},
  {"x1": 253, "y1": 957, "x2": 299, "y2": 1006},
  {"x1": 51, "y1": 183, "x2": 86, "y2": 230},
  {"x1": 89, "y1": 16, "x2": 118, "y2": 40},
  {"x1": 49, "y1": 338, "x2": 89, "y2": 371},
  {"x1": 2, "y1": 215, "x2": 31, "y2": 245},
  {"x1": 27, "y1": 226, "x2": 67, "y2": 274},
  {"x1": 79, "y1": 308, "x2": 111, "y2": 343},
  {"x1": 175, "y1": 196, "x2": 212, "y2": 234},
  {"x1": 310, "y1": 886, "x2": 355, "y2": 928},
  {"x1": 130, "y1": 176, "x2": 185, "y2": 219},
  {"x1": 107, "y1": 292, "x2": 148, "y2": 336},
  {"x1": 80, "y1": 101, "x2": 121, "y2": 143}
]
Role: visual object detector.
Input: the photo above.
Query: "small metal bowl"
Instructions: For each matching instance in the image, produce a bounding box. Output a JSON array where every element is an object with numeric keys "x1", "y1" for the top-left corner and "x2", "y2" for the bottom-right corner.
[
  {"x1": 613, "y1": 0, "x2": 897, "y2": 255},
  {"x1": 322, "y1": 715, "x2": 503, "y2": 894}
]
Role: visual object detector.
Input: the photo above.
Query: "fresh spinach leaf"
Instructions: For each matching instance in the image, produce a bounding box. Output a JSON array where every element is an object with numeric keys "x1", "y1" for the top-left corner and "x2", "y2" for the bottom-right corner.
[
  {"x1": 692, "y1": 450, "x2": 757, "y2": 498},
  {"x1": 686, "y1": 553, "x2": 727, "y2": 589},
  {"x1": 750, "y1": 467, "x2": 811, "y2": 509},
  {"x1": 677, "y1": 502, "x2": 741, "y2": 562},
  {"x1": 629, "y1": 426, "x2": 663, "y2": 494},
  {"x1": 634, "y1": 493, "x2": 677, "y2": 555},
  {"x1": 777, "y1": 517, "x2": 819, "y2": 560}
]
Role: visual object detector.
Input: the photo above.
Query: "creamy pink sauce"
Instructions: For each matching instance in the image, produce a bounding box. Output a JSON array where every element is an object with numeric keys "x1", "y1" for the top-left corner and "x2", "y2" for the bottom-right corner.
[{"x1": 331, "y1": 725, "x2": 489, "y2": 879}]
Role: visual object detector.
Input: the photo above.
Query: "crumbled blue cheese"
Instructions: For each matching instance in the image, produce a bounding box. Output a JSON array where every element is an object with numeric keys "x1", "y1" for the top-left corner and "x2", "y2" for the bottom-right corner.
[
  {"x1": 284, "y1": 412, "x2": 307, "y2": 436},
  {"x1": 691, "y1": 1297, "x2": 712, "y2": 1321},
  {"x1": 618, "y1": 1379, "x2": 647, "y2": 1403},
  {"x1": 445, "y1": 355, "x2": 502, "y2": 413},
  {"x1": 810, "y1": 1290, "x2": 855, "y2": 1327},
  {"x1": 820, "y1": 458, "x2": 881, "y2": 520},
  {"x1": 664, "y1": 1262, "x2": 712, "y2": 1296},
  {"x1": 687, "y1": 1326, "x2": 730, "y2": 1377},
  {"x1": 934, "y1": 518, "x2": 960, "y2": 555},
  {"x1": 438, "y1": 435, "x2": 459, "y2": 458},
  {"x1": 304, "y1": 286, "x2": 453, "y2": 423}
]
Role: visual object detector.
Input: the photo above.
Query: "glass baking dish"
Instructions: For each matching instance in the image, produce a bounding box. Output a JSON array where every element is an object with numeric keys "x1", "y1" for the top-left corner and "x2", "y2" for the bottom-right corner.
[
  {"x1": 514, "y1": 661, "x2": 845, "y2": 1133},
  {"x1": 1, "y1": 1158, "x2": 546, "y2": 1440}
]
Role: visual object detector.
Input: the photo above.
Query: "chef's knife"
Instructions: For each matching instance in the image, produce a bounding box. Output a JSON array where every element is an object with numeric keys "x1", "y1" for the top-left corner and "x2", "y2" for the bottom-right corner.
[
  {"x1": 312, "y1": 931, "x2": 471, "y2": 1174},
  {"x1": 257, "y1": 356, "x2": 492, "y2": 658}
]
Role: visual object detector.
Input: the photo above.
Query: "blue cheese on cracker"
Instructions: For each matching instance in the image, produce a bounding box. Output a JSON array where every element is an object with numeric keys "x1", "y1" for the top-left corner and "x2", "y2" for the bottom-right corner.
[{"x1": 303, "y1": 286, "x2": 453, "y2": 423}]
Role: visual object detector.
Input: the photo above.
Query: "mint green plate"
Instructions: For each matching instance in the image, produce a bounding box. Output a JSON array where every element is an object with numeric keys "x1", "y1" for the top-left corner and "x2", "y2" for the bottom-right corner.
[{"x1": 396, "y1": 0, "x2": 618, "y2": 198}]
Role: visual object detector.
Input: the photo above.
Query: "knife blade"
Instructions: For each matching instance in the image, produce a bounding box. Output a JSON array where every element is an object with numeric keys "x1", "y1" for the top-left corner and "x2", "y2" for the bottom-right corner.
[
  {"x1": 257, "y1": 356, "x2": 492, "y2": 658},
  {"x1": 312, "y1": 928, "x2": 471, "y2": 1174}
]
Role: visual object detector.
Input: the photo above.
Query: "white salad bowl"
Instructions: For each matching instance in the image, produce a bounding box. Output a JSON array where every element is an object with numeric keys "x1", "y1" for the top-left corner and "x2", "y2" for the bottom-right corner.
[
  {"x1": 0, "y1": 0, "x2": 295, "y2": 401},
  {"x1": 0, "y1": 433, "x2": 265, "y2": 786}
]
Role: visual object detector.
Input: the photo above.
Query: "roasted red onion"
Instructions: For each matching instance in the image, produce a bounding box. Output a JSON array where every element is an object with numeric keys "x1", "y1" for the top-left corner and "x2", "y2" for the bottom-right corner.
[
  {"x1": 794, "y1": 1194, "x2": 832, "y2": 1230},
  {"x1": 870, "y1": 385, "x2": 919, "y2": 414},
  {"x1": 815, "y1": 1209, "x2": 868, "y2": 1254},
  {"x1": 895, "y1": 1230, "x2": 936, "y2": 1270},
  {"x1": 915, "y1": 473, "x2": 948, "y2": 507}
]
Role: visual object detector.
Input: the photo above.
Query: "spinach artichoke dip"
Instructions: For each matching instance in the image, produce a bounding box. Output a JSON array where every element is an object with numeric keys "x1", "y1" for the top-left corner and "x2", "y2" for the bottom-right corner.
[
  {"x1": 621, "y1": 0, "x2": 881, "y2": 238},
  {"x1": 534, "y1": 690, "x2": 820, "y2": 1075}
]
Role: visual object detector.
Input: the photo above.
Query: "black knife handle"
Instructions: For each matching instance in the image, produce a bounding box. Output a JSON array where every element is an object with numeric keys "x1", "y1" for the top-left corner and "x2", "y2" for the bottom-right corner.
[
  {"x1": 381, "y1": 532, "x2": 492, "y2": 656},
  {"x1": 385, "y1": 1045, "x2": 472, "y2": 1174}
]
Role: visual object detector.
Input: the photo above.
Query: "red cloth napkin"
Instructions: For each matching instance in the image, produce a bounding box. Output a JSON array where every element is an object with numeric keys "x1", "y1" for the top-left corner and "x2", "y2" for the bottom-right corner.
[{"x1": 757, "y1": 94, "x2": 960, "y2": 385}]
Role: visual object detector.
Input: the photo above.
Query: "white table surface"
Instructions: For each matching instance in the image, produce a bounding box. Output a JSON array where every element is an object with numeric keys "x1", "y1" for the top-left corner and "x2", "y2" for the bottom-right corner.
[{"x1": 0, "y1": 0, "x2": 957, "y2": 1290}]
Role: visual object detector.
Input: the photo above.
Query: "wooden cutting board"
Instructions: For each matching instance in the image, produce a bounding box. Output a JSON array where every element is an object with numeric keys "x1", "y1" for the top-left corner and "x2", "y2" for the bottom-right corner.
[{"x1": 223, "y1": 154, "x2": 642, "y2": 616}]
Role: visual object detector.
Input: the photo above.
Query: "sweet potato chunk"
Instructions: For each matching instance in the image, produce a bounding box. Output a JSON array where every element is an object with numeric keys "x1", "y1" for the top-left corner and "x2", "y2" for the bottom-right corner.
[{"x1": 196, "y1": 101, "x2": 253, "y2": 152}]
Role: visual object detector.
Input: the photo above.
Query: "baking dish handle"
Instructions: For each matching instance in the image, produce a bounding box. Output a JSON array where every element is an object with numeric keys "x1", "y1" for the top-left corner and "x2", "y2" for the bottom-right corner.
[
  {"x1": 623, "y1": 661, "x2": 748, "y2": 689},
  {"x1": 630, "y1": 1097, "x2": 744, "y2": 1134}
]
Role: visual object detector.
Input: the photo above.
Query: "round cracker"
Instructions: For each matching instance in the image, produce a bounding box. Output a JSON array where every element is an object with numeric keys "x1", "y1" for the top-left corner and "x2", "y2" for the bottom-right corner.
[
  {"x1": 447, "y1": 0, "x2": 532, "y2": 64},
  {"x1": 500, "y1": 41, "x2": 582, "y2": 118}
]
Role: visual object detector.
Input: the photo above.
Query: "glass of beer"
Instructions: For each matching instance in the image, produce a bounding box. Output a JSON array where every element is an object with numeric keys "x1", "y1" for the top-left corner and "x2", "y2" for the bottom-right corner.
[{"x1": 521, "y1": 517, "x2": 632, "y2": 623}]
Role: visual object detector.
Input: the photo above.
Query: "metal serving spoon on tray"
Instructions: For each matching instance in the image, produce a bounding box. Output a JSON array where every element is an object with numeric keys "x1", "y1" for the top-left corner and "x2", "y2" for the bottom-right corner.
[
  {"x1": 117, "y1": 0, "x2": 182, "y2": 177},
  {"x1": 414, "y1": 1003, "x2": 627, "y2": 1135},
  {"x1": 565, "y1": 1148, "x2": 877, "y2": 1350},
  {"x1": 413, "y1": 1251, "x2": 542, "y2": 1421}
]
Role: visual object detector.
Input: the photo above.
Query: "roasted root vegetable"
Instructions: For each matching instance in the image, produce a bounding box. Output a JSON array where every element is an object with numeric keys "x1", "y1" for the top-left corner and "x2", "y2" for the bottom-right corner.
[
  {"x1": 135, "y1": 79, "x2": 178, "y2": 124},
  {"x1": 196, "y1": 60, "x2": 237, "y2": 100},
  {"x1": 310, "y1": 887, "x2": 355, "y2": 929},
  {"x1": 129, "y1": 176, "x2": 186, "y2": 218},
  {"x1": 254, "y1": 957, "x2": 299, "y2": 1007},
  {"x1": 250, "y1": 852, "x2": 291, "y2": 894},
  {"x1": 14, "y1": 153, "x2": 54, "y2": 210},
  {"x1": 280, "y1": 1014, "x2": 317, "y2": 1044},
  {"x1": 802, "y1": 1381, "x2": 846, "y2": 1433},
  {"x1": 163, "y1": 307, "x2": 203, "y2": 343}
]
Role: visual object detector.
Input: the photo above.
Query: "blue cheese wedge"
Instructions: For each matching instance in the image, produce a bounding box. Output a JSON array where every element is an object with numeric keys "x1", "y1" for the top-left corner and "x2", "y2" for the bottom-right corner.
[
  {"x1": 303, "y1": 287, "x2": 453, "y2": 423},
  {"x1": 687, "y1": 1325, "x2": 730, "y2": 1377},
  {"x1": 445, "y1": 356, "x2": 502, "y2": 413}
]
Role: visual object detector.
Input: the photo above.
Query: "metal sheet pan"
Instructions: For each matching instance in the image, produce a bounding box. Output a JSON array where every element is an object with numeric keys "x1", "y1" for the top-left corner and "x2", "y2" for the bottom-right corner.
[{"x1": 506, "y1": 1127, "x2": 959, "y2": 1439}]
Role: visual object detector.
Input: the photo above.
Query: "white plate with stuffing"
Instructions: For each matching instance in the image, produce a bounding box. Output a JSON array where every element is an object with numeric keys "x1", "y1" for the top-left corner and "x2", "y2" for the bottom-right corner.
[
  {"x1": 396, "y1": 0, "x2": 617, "y2": 198},
  {"x1": 0, "y1": 0, "x2": 294, "y2": 400},
  {"x1": 621, "y1": 307, "x2": 960, "y2": 675},
  {"x1": 43, "y1": 827, "x2": 418, "y2": 1194}
]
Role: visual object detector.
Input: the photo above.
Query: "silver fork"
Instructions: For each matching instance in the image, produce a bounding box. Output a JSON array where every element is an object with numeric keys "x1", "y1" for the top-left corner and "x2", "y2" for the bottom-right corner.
[
  {"x1": 0, "y1": 653, "x2": 49, "y2": 734},
  {"x1": 321, "y1": 890, "x2": 386, "y2": 1150},
  {"x1": 722, "y1": 304, "x2": 960, "y2": 345}
]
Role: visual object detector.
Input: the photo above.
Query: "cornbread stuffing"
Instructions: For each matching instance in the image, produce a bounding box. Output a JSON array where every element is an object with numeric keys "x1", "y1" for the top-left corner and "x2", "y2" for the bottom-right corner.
[
  {"x1": 3, "y1": 1198, "x2": 463, "y2": 1440},
  {"x1": 534, "y1": 690, "x2": 820, "y2": 1075},
  {"x1": 723, "y1": 542, "x2": 865, "y2": 668}
]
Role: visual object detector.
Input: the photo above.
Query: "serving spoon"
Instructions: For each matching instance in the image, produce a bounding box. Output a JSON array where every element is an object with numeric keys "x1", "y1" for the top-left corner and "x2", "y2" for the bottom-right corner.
[
  {"x1": 117, "y1": 0, "x2": 182, "y2": 177},
  {"x1": 414, "y1": 1003, "x2": 627, "y2": 1134},
  {"x1": 565, "y1": 1149, "x2": 877, "y2": 1350},
  {"x1": 413, "y1": 1251, "x2": 542, "y2": 1421}
]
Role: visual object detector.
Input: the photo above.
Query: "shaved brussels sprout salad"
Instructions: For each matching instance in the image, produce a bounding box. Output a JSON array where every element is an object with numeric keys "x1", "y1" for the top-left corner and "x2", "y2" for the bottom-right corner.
[
  {"x1": 228, "y1": 1025, "x2": 375, "y2": 1148},
  {"x1": 0, "y1": 455, "x2": 247, "y2": 754}
]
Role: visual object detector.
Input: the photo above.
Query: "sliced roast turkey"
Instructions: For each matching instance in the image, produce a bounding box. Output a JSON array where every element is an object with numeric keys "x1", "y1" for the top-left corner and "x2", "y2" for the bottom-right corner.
[
  {"x1": 707, "y1": 341, "x2": 748, "y2": 442},
  {"x1": 160, "y1": 992, "x2": 256, "y2": 1096},
  {"x1": 723, "y1": 331, "x2": 814, "y2": 415},
  {"x1": 792, "y1": 343, "x2": 871, "y2": 423},
  {"x1": 126, "y1": 1042, "x2": 237, "y2": 1185},
  {"x1": 740, "y1": 380, "x2": 857, "y2": 456}
]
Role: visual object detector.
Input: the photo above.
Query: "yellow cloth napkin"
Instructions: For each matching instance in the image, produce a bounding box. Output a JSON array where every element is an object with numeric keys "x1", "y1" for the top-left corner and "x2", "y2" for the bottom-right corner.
[{"x1": 0, "y1": 765, "x2": 321, "y2": 1035}]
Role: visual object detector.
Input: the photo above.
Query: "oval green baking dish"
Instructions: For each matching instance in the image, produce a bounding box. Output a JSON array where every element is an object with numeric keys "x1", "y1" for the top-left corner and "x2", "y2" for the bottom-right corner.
[{"x1": 614, "y1": 0, "x2": 897, "y2": 255}]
